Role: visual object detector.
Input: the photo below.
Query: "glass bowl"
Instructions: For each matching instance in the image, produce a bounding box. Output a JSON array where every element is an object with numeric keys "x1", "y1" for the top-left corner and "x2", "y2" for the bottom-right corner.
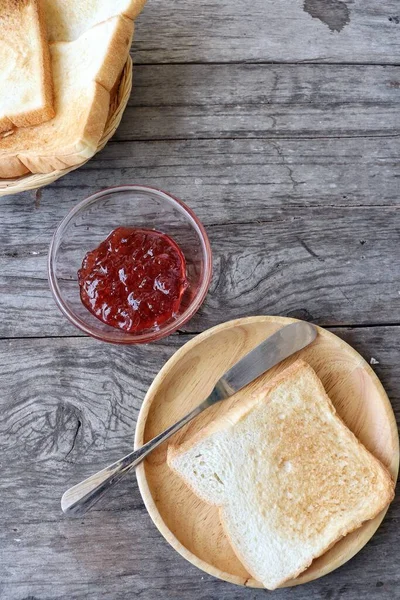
[{"x1": 48, "y1": 186, "x2": 212, "y2": 344}]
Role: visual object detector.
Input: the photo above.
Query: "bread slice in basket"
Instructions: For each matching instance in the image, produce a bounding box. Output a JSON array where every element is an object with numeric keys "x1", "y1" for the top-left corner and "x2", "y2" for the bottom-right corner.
[
  {"x1": 0, "y1": 15, "x2": 133, "y2": 178},
  {"x1": 168, "y1": 359, "x2": 394, "y2": 590},
  {"x1": 43, "y1": 0, "x2": 147, "y2": 41},
  {"x1": 0, "y1": 0, "x2": 54, "y2": 133}
]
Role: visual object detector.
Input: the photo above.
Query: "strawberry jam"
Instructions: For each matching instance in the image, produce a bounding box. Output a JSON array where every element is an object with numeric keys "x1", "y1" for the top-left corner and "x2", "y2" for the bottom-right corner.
[{"x1": 78, "y1": 227, "x2": 188, "y2": 333}]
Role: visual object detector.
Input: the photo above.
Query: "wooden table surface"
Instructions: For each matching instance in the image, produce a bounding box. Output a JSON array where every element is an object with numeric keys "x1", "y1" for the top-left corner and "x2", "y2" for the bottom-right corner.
[{"x1": 1, "y1": 1, "x2": 400, "y2": 598}]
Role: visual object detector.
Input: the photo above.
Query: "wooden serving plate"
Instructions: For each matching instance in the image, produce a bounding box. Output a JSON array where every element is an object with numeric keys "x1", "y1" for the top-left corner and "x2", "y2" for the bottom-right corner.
[{"x1": 135, "y1": 316, "x2": 399, "y2": 588}]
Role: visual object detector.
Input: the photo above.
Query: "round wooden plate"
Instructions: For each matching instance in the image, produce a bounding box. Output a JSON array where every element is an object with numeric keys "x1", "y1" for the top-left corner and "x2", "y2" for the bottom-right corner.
[{"x1": 135, "y1": 316, "x2": 399, "y2": 588}]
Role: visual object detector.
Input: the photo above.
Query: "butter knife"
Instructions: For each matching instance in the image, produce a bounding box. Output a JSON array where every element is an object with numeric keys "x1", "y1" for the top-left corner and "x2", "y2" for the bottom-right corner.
[{"x1": 62, "y1": 321, "x2": 317, "y2": 516}]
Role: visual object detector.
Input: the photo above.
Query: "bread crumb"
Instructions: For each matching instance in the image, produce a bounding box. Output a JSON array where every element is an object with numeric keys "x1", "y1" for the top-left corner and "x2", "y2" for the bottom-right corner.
[{"x1": 370, "y1": 357, "x2": 380, "y2": 365}]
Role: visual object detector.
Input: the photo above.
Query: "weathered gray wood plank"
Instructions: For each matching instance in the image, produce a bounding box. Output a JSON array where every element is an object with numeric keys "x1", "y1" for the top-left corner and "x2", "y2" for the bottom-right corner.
[
  {"x1": 1, "y1": 204, "x2": 399, "y2": 338},
  {"x1": 0, "y1": 326, "x2": 398, "y2": 599},
  {"x1": 6, "y1": 137, "x2": 400, "y2": 212},
  {"x1": 132, "y1": 0, "x2": 400, "y2": 64},
  {"x1": 116, "y1": 64, "x2": 400, "y2": 140}
]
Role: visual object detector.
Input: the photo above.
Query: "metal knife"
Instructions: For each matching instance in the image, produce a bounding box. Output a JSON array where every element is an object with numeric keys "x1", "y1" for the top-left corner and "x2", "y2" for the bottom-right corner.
[{"x1": 61, "y1": 321, "x2": 317, "y2": 516}]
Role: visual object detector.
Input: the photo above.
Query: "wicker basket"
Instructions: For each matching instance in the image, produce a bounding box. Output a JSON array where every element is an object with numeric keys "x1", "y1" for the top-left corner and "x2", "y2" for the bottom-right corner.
[{"x1": 0, "y1": 56, "x2": 133, "y2": 198}]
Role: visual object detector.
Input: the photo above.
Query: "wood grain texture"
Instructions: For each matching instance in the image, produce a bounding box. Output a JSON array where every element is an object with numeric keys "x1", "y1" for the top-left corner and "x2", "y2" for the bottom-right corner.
[
  {"x1": 117, "y1": 64, "x2": 400, "y2": 140},
  {"x1": 2, "y1": 0, "x2": 400, "y2": 597},
  {"x1": 0, "y1": 326, "x2": 399, "y2": 600},
  {"x1": 135, "y1": 317, "x2": 398, "y2": 588},
  {"x1": 132, "y1": 0, "x2": 400, "y2": 64},
  {"x1": 1, "y1": 202, "x2": 399, "y2": 337}
]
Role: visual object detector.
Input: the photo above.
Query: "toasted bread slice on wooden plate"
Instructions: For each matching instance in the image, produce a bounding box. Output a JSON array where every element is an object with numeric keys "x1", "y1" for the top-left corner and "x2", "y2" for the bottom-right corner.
[
  {"x1": 168, "y1": 360, "x2": 394, "y2": 590},
  {"x1": 43, "y1": 0, "x2": 147, "y2": 41},
  {"x1": 0, "y1": 15, "x2": 133, "y2": 178},
  {"x1": 0, "y1": 0, "x2": 54, "y2": 133}
]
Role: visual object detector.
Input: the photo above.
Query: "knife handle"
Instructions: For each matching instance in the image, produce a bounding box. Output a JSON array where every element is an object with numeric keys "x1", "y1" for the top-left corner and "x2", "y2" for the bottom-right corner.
[{"x1": 61, "y1": 402, "x2": 205, "y2": 517}]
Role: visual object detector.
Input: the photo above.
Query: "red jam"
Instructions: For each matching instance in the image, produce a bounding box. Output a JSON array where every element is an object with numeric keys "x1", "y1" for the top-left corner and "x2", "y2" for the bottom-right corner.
[{"x1": 78, "y1": 227, "x2": 188, "y2": 333}]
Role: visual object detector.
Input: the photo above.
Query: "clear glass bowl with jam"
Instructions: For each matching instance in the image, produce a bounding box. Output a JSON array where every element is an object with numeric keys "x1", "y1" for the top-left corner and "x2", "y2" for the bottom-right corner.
[{"x1": 48, "y1": 186, "x2": 212, "y2": 344}]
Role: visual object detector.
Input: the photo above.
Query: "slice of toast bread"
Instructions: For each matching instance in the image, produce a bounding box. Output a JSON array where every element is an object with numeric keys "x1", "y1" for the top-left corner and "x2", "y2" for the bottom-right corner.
[
  {"x1": 168, "y1": 360, "x2": 395, "y2": 590},
  {"x1": 0, "y1": 0, "x2": 54, "y2": 133}
]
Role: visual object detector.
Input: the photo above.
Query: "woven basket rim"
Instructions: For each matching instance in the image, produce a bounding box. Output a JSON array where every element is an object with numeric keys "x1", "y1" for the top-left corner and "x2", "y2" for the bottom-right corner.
[{"x1": 0, "y1": 56, "x2": 132, "y2": 197}]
